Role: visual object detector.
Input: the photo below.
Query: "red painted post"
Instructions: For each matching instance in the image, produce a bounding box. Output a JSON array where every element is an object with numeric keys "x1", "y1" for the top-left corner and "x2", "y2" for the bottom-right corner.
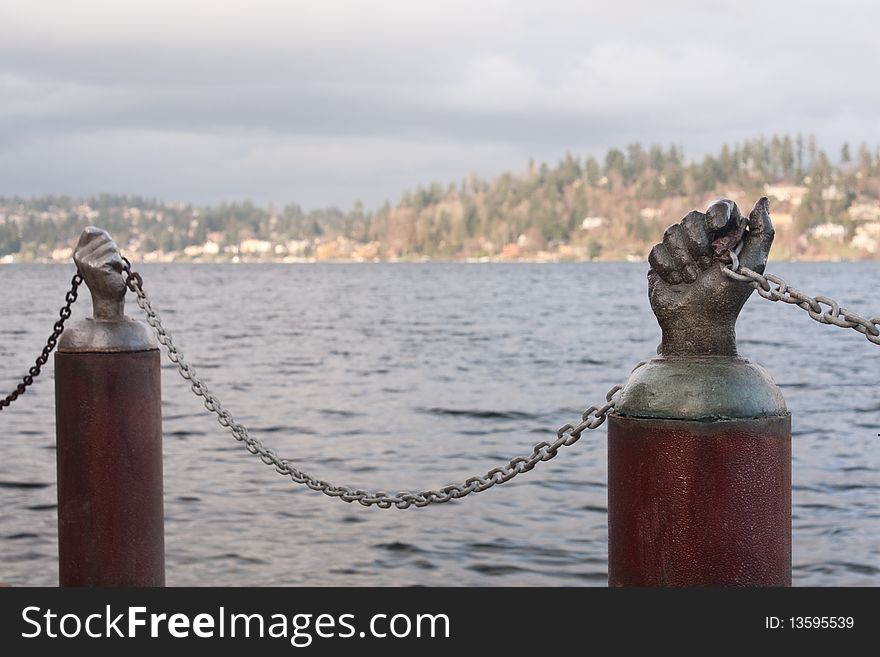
[
  {"x1": 54, "y1": 227, "x2": 164, "y2": 586},
  {"x1": 608, "y1": 198, "x2": 791, "y2": 587},
  {"x1": 608, "y1": 393, "x2": 791, "y2": 586}
]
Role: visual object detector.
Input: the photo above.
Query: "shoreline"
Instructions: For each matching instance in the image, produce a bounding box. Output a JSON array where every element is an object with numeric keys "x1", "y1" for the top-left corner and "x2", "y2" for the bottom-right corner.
[{"x1": 2, "y1": 257, "x2": 876, "y2": 265}]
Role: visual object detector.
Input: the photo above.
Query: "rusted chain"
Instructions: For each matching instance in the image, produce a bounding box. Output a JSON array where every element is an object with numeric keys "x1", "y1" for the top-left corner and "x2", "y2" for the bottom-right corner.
[
  {"x1": 0, "y1": 272, "x2": 83, "y2": 411},
  {"x1": 721, "y1": 251, "x2": 880, "y2": 347}
]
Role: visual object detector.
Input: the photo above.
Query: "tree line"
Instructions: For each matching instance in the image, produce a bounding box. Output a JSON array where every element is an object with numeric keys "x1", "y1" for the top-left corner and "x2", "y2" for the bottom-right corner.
[{"x1": 2, "y1": 135, "x2": 878, "y2": 260}]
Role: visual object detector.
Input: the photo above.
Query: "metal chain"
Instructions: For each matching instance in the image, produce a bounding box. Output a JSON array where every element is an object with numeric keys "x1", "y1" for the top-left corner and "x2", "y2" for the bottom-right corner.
[
  {"x1": 721, "y1": 251, "x2": 880, "y2": 347},
  {"x1": 121, "y1": 257, "x2": 632, "y2": 509},
  {"x1": 0, "y1": 272, "x2": 83, "y2": 411}
]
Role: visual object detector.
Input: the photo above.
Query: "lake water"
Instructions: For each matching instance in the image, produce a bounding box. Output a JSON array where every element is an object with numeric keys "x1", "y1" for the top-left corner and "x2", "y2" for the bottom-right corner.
[{"x1": 1, "y1": 262, "x2": 878, "y2": 586}]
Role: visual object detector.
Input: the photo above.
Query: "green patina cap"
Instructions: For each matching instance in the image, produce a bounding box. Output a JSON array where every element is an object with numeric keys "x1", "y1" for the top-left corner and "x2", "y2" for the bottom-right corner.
[{"x1": 614, "y1": 356, "x2": 788, "y2": 421}]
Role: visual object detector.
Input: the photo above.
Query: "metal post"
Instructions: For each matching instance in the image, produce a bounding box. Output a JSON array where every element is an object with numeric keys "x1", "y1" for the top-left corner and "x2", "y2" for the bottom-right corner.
[
  {"x1": 54, "y1": 227, "x2": 164, "y2": 586},
  {"x1": 607, "y1": 198, "x2": 791, "y2": 587},
  {"x1": 608, "y1": 360, "x2": 791, "y2": 586}
]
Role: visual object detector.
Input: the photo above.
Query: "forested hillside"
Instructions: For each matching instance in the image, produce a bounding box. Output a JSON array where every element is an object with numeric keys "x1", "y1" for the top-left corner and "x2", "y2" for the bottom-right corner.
[{"x1": 3, "y1": 135, "x2": 879, "y2": 262}]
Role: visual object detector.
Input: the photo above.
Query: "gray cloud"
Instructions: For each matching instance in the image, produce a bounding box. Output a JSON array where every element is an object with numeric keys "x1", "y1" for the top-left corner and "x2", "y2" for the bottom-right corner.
[{"x1": 1, "y1": 0, "x2": 878, "y2": 208}]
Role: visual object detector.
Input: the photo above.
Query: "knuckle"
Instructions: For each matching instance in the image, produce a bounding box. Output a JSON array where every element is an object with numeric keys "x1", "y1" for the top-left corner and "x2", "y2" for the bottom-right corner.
[{"x1": 648, "y1": 245, "x2": 667, "y2": 272}]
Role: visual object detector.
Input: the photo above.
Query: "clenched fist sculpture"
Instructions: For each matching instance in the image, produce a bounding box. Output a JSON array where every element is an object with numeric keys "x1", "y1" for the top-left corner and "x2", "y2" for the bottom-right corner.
[
  {"x1": 61, "y1": 226, "x2": 156, "y2": 352},
  {"x1": 648, "y1": 197, "x2": 774, "y2": 358},
  {"x1": 73, "y1": 226, "x2": 127, "y2": 321}
]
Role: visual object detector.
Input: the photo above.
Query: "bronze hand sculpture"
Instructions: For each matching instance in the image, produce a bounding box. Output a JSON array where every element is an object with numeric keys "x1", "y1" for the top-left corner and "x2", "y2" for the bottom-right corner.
[
  {"x1": 647, "y1": 197, "x2": 775, "y2": 358},
  {"x1": 73, "y1": 227, "x2": 128, "y2": 321}
]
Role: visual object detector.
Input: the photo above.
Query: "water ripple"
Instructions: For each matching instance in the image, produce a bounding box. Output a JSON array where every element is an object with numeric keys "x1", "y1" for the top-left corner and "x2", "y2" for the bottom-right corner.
[{"x1": 1, "y1": 262, "x2": 877, "y2": 586}]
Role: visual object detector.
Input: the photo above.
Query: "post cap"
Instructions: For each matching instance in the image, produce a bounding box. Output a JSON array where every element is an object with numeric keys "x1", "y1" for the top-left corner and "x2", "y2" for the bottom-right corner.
[
  {"x1": 613, "y1": 357, "x2": 788, "y2": 421},
  {"x1": 58, "y1": 227, "x2": 157, "y2": 353}
]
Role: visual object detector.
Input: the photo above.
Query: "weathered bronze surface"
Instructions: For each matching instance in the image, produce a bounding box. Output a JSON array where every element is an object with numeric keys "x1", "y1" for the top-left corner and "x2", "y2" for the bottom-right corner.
[
  {"x1": 648, "y1": 197, "x2": 774, "y2": 358},
  {"x1": 615, "y1": 357, "x2": 787, "y2": 420},
  {"x1": 620, "y1": 197, "x2": 786, "y2": 421}
]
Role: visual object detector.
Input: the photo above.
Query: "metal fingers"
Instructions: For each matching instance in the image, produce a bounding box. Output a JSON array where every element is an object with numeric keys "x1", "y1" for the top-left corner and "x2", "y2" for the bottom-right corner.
[
  {"x1": 650, "y1": 214, "x2": 713, "y2": 284},
  {"x1": 706, "y1": 198, "x2": 741, "y2": 234},
  {"x1": 74, "y1": 226, "x2": 123, "y2": 276},
  {"x1": 649, "y1": 199, "x2": 746, "y2": 285},
  {"x1": 681, "y1": 211, "x2": 714, "y2": 270},
  {"x1": 72, "y1": 226, "x2": 127, "y2": 319}
]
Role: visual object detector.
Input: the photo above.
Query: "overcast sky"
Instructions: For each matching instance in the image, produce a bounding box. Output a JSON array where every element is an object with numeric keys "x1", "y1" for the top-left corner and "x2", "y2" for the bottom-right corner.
[{"x1": 1, "y1": 1, "x2": 877, "y2": 209}]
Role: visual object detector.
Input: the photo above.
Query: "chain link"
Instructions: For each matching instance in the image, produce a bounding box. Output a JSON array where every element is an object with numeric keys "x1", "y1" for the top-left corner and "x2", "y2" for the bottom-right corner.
[
  {"x1": 0, "y1": 271, "x2": 83, "y2": 411},
  {"x1": 121, "y1": 257, "x2": 633, "y2": 509},
  {"x1": 721, "y1": 251, "x2": 880, "y2": 347}
]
